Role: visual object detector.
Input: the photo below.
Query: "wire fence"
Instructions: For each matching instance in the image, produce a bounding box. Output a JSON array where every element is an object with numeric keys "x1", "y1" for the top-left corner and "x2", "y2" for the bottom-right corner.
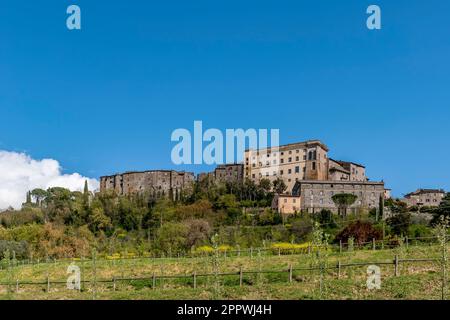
[
  {"x1": 0, "y1": 235, "x2": 443, "y2": 269},
  {"x1": 0, "y1": 254, "x2": 444, "y2": 295}
]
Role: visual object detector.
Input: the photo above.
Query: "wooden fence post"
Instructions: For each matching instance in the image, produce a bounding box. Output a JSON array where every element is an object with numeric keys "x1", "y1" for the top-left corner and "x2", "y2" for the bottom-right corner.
[
  {"x1": 406, "y1": 236, "x2": 409, "y2": 249},
  {"x1": 193, "y1": 271, "x2": 197, "y2": 289},
  {"x1": 337, "y1": 261, "x2": 341, "y2": 279},
  {"x1": 394, "y1": 255, "x2": 399, "y2": 276},
  {"x1": 152, "y1": 273, "x2": 156, "y2": 289},
  {"x1": 289, "y1": 264, "x2": 293, "y2": 283},
  {"x1": 239, "y1": 267, "x2": 243, "y2": 287},
  {"x1": 250, "y1": 247, "x2": 253, "y2": 259},
  {"x1": 47, "y1": 275, "x2": 50, "y2": 293},
  {"x1": 372, "y1": 238, "x2": 376, "y2": 251},
  {"x1": 339, "y1": 240, "x2": 342, "y2": 254}
]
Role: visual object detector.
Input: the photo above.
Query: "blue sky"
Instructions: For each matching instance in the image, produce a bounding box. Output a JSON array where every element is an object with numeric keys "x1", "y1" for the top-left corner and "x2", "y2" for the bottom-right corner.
[{"x1": 1, "y1": 0, "x2": 449, "y2": 198}]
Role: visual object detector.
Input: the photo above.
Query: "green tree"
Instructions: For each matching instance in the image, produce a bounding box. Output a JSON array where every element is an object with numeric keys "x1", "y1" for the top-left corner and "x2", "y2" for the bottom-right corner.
[
  {"x1": 431, "y1": 193, "x2": 450, "y2": 225},
  {"x1": 272, "y1": 177, "x2": 287, "y2": 194},
  {"x1": 31, "y1": 188, "x2": 48, "y2": 207},
  {"x1": 83, "y1": 180, "x2": 90, "y2": 207}
]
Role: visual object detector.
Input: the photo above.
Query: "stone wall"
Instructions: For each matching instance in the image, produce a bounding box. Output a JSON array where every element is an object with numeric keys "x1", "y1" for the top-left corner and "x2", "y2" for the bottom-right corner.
[{"x1": 100, "y1": 170, "x2": 194, "y2": 198}]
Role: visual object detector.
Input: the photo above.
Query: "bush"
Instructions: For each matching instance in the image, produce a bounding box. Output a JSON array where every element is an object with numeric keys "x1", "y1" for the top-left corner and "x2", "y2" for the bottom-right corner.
[
  {"x1": 0, "y1": 240, "x2": 29, "y2": 259},
  {"x1": 408, "y1": 224, "x2": 432, "y2": 239},
  {"x1": 270, "y1": 242, "x2": 310, "y2": 254}
]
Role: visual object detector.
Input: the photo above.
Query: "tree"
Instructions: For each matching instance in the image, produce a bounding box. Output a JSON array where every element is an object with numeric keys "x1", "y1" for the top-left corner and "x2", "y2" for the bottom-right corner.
[
  {"x1": 259, "y1": 178, "x2": 272, "y2": 193},
  {"x1": 386, "y1": 212, "x2": 411, "y2": 236},
  {"x1": 272, "y1": 177, "x2": 287, "y2": 194},
  {"x1": 331, "y1": 193, "x2": 358, "y2": 217},
  {"x1": 315, "y1": 209, "x2": 336, "y2": 228},
  {"x1": 83, "y1": 180, "x2": 90, "y2": 207},
  {"x1": 184, "y1": 219, "x2": 212, "y2": 248},
  {"x1": 89, "y1": 206, "x2": 112, "y2": 232},
  {"x1": 431, "y1": 193, "x2": 450, "y2": 225}
]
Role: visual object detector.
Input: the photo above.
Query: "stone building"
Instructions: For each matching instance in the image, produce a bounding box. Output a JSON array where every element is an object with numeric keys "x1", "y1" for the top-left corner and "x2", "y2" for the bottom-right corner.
[
  {"x1": 198, "y1": 163, "x2": 244, "y2": 184},
  {"x1": 328, "y1": 159, "x2": 366, "y2": 182},
  {"x1": 244, "y1": 140, "x2": 328, "y2": 191},
  {"x1": 272, "y1": 194, "x2": 302, "y2": 215},
  {"x1": 272, "y1": 180, "x2": 385, "y2": 215},
  {"x1": 100, "y1": 170, "x2": 195, "y2": 199},
  {"x1": 244, "y1": 139, "x2": 368, "y2": 192},
  {"x1": 403, "y1": 189, "x2": 446, "y2": 207}
]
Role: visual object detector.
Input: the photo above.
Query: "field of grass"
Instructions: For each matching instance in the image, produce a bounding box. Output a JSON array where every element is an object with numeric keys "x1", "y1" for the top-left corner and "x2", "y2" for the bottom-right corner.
[{"x1": 0, "y1": 243, "x2": 448, "y2": 300}]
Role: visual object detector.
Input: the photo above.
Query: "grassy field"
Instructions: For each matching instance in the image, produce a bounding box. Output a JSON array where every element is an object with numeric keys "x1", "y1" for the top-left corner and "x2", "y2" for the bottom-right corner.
[{"x1": 0, "y1": 243, "x2": 447, "y2": 300}]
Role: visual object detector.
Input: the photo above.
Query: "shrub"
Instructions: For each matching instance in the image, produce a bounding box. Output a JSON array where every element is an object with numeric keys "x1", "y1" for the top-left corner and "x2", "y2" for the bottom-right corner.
[
  {"x1": 270, "y1": 242, "x2": 310, "y2": 254},
  {"x1": 0, "y1": 240, "x2": 29, "y2": 259}
]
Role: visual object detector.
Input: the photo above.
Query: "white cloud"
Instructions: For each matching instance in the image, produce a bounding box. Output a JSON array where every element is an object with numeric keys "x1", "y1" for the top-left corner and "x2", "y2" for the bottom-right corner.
[{"x1": 0, "y1": 150, "x2": 99, "y2": 210}]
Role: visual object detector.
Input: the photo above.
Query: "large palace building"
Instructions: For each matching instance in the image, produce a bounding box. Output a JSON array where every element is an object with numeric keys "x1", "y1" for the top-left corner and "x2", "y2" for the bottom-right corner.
[
  {"x1": 243, "y1": 139, "x2": 386, "y2": 215},
  {"x1": 244, "y1": 140, "x2": 367, "y2": 191}
]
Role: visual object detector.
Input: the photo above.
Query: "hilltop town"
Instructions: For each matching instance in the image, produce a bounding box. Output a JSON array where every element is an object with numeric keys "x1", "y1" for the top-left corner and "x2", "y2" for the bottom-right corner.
[{"x1": 100, "y1": 139, "x2": 446, "y2": 216}]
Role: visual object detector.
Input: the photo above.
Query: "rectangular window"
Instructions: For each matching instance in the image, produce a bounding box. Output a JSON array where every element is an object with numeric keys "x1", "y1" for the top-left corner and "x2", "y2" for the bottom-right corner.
[
  {"x1": 288, "y1": 169, "x2": 292, "y2": 174},
  {"x1": 295, "y1": 166, "x2": 300, "y2": 173},
  {"x1": 312, "y1": 162, "x2": 316, "y2": 170}
]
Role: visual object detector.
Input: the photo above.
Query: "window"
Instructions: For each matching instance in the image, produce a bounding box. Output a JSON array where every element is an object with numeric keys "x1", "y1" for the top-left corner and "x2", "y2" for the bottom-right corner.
[
  {"x1": 281, "y1": 159, "x2": 284, "y2": 164},
  {"x1": 289, "y1": 151, "x2": 292, "y2": 154},
  {"x1": 288, "y1": 169, "x2": 292, "y2": 174},
  {"x1": 280, "y1": 170, "x2": 284, "y2": 175},
  {"x1": 296, "y1": 150, "x2": 299, "y2": 153},
  {"x1": 312, "y1": 162, "x2": 316, "y2": 170},
  {"x1": 303, "y1": 155, "x2": 306, "y2": 160},
  {"x1": 295, "y1": 166, "x2": 300, "y2": 173},
  {"x1": 296, "y1": 156, "x2": 299, "y2": 161},
  {"x1": 288, "y1": 157, "x2": 292, "y2": 162},
  {"x1": 252, "y1": 174, "x2": 255, "y2": 178}
]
